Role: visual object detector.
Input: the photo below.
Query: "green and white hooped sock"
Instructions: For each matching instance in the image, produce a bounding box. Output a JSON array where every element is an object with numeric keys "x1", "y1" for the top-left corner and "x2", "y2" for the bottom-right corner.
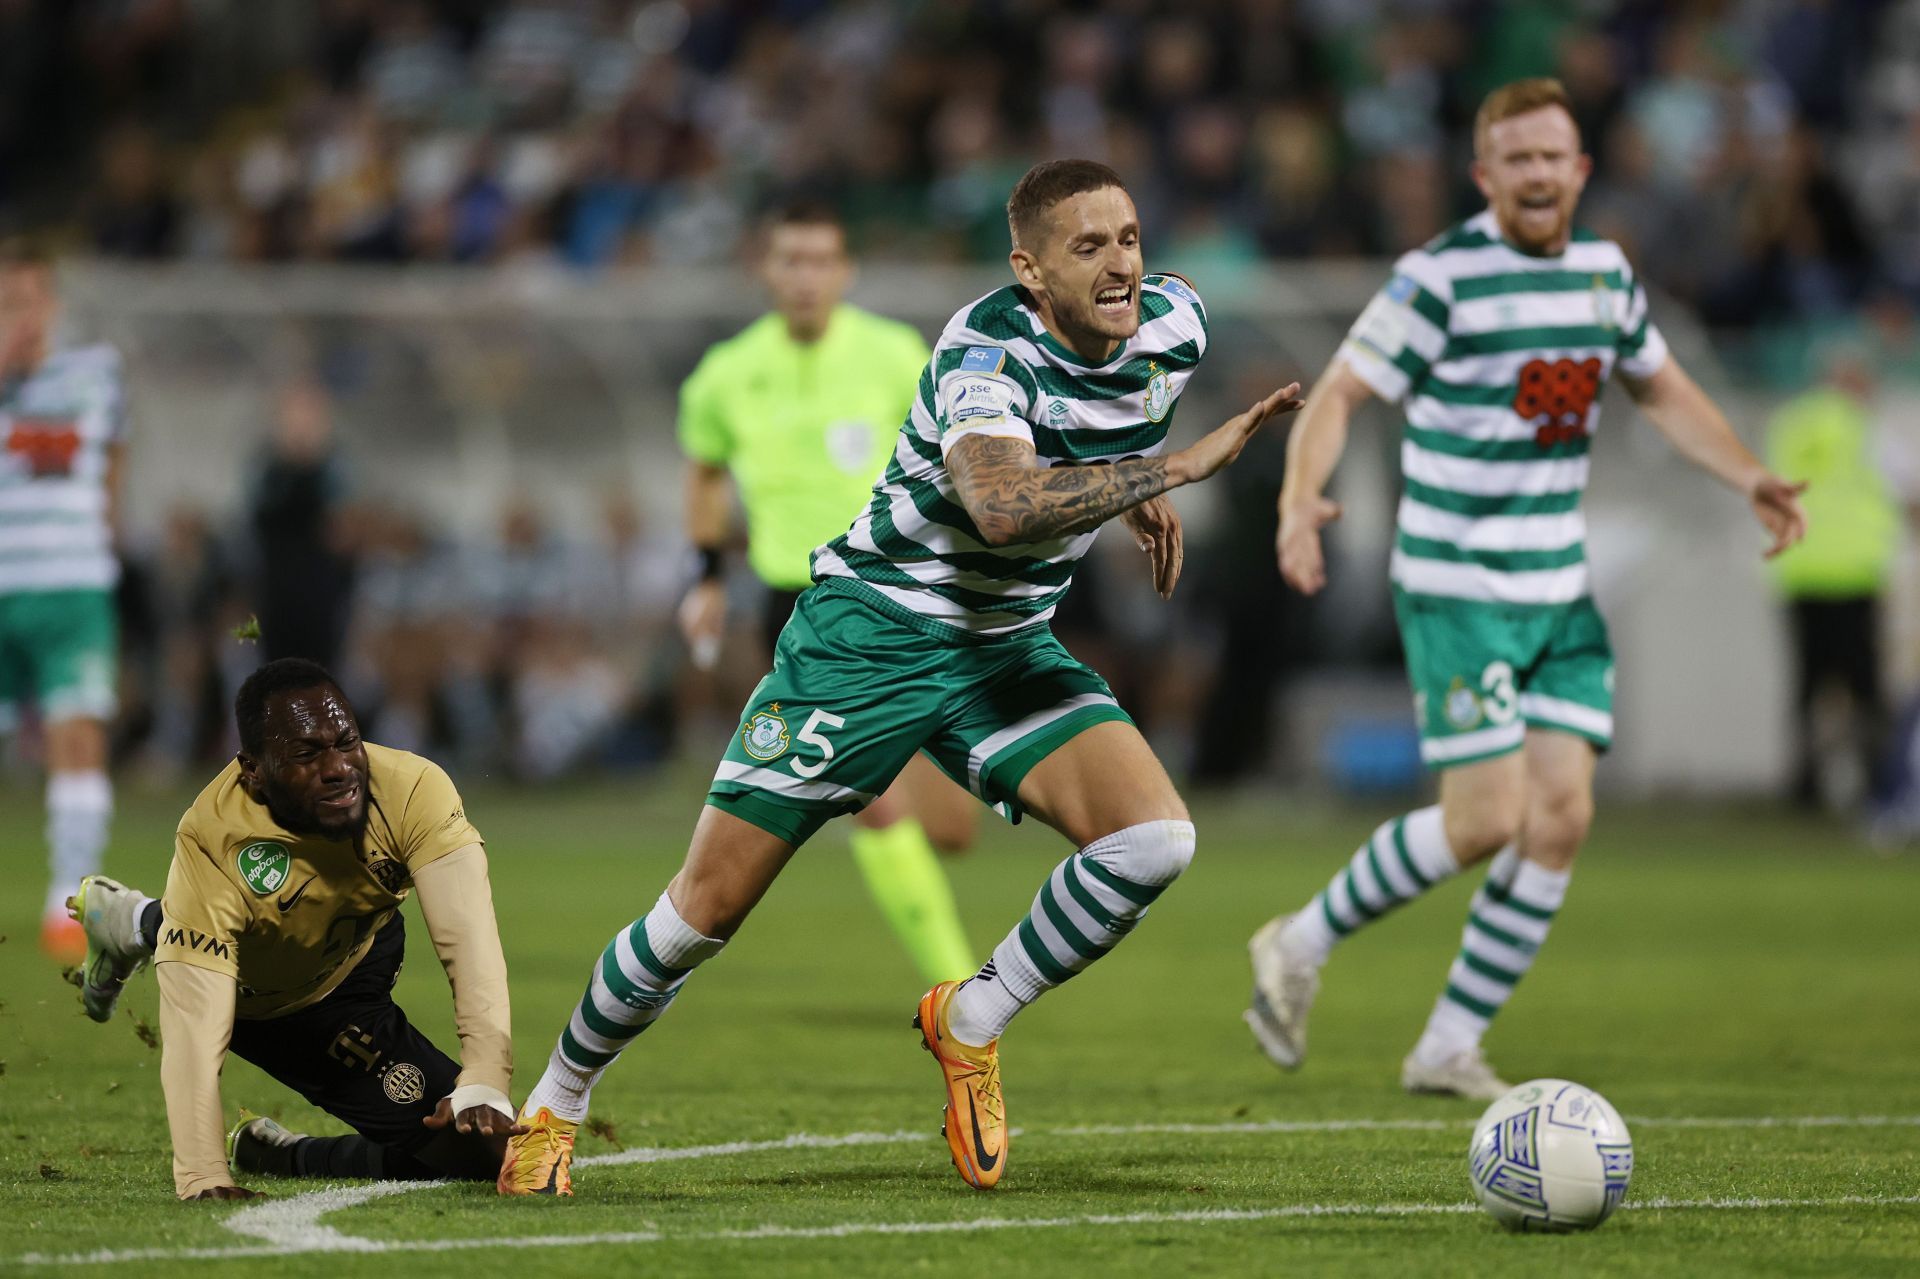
[
  {"x1": 1281, "y1": 806, "x2": 1463, "y2": 966},
  {"x1": 525, "y1": 891, "x2": 725, "y2": 1122},
  {"x1": 947, "y1": 819, "x2": 1195, "y2": 1047},
  {"x1": 1412, "y1": 849, "x2": 1571, "y2": 1065}
]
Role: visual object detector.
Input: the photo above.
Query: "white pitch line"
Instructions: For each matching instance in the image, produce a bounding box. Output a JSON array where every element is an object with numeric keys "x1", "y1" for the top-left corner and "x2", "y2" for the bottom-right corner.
[
  {"x1": 12, "y1": 1114, "x2": 1918, "y2": 1267},
  {"x1": 17, "y1": 1194, "x2": 1920, "y2": 1265},
  {"x1": 1053, "y1": 1114, "x2": 1920, "y2": 1137}
]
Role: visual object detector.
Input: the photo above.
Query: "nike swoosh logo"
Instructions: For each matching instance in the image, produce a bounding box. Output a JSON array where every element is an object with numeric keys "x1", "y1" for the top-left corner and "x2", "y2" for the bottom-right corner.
[
  {"x1": 277, "y1": 876, "x2": 317, "y2": 913},
  {"x1": 967, "y1": 1091, "x2": 999, "y2": 1172}
]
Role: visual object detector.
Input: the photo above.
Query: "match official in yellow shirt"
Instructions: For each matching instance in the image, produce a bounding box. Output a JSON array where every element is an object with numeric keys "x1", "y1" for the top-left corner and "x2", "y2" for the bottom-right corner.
[{"x1": 67, "y1": 658, "x2": 519, "y2": 1199}]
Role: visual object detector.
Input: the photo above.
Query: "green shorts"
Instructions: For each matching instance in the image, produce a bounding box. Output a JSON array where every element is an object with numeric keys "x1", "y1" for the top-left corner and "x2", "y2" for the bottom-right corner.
[
  {"x1": 0, "y1": 588, "x2": 119, "y2": 727},
  {"x1": 1394, "y1": 588, "x2": 1613, "y2": 770},
  {"x1": 707, "y1": 577, "x2": 1132, "y2": 846}
]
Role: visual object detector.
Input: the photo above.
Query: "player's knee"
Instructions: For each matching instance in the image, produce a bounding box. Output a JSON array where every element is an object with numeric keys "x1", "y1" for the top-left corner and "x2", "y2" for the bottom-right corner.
[
  {"x1": 924, "y1": 812, "x2": 977, "y2": 856},
  {"x1": 1529, "y1": 784, "x2": 1593, "y2": 857},
  {"x1": 1084, "y1": 818, "x2": 1197, "y2": 888},
  {"x1": 1445, "y1": 802, "x2": 1523, "y2": 864}
]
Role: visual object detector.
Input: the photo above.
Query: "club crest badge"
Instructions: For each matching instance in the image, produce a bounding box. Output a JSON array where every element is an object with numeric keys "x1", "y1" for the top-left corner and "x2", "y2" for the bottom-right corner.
[
  {"x1": 236, "y1": 841, "x2": 291, "y2": 895},
  {"x1": 1144, "y1": 362, "x2": 1171, "y2": 423},
  {"x1": 1592, "y1": 274, "x2": 1618, "y2": 330},
  {"x1": 741, "y1": 709, "x2": 791, "y2": 761},
  {"x1": 382, "y1": 1061, "x2": 426, "y2": 1105},
  {"x1": 1444, "y1": 677, "x2": 1484, "y2": 731}
]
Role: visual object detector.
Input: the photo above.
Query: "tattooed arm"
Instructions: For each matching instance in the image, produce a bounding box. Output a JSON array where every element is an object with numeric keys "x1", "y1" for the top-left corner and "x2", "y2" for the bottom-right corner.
[
  {"x1": 946, "y1": 382, "x2": 1304, "y2": 547},
  {"x1": 948, "y1": 435, "x2": 1173, "y2": 544}
]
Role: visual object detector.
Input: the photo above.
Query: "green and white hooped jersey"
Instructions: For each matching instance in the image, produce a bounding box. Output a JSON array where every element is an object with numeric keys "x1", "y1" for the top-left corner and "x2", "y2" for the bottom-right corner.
[
  {"x1": 0, "y1": 343, "x2": 126, "y2": 594},
  {"x1": 811, "y1": 275, "x2": 1208, "y2": 636},
  {"x1": 1340, "y1": 212, "x2": 1669, "y2": 608}
]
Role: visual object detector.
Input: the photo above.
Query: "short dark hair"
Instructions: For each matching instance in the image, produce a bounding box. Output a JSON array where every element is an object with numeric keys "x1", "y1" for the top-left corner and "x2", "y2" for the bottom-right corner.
[
  {"x1": 0, "y1": 235, "x2": 54, "y2": 272},
  {"x1": 768, "y1": 199, "x2": 845, "y2": 234},
  {"x1": 1006, "y1": 159, "x2": 1127, "y2": 249},
  {"x1": 236, "y1": 658, "x2": 349, "y2": 757}
]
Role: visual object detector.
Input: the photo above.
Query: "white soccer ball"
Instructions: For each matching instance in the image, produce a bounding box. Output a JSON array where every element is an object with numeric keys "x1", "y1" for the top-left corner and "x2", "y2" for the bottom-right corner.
[{"x1": 1468, "y1": 1078, "x2": 1633, "y2": 1232}]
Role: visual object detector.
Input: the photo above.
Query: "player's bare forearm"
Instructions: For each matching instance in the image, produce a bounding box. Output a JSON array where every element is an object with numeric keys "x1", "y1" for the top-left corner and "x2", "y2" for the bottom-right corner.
[
  {"x1": 1280, "y1": 359, "x2": 1370, "y2": 515},
  {"x1": 1625, "y1": 359, "x2": 1768, "y2": 494},
  {"x1": 948, "y1": 434, "x2": 1175, "y2": 546},
  {"x1": 684, "y1": 462, "x2": 733, "y2": 548}
]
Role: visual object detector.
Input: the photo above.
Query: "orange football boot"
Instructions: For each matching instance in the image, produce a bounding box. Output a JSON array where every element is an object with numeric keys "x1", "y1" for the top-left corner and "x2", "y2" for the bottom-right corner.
[{"x1": 914, "y1": 980, "x2": 1006, "y2": 1189}]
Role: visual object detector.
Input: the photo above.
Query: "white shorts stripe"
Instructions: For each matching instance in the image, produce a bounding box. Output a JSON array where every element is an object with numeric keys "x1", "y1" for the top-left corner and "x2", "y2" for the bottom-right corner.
[
  {"x1": 1419, "y1": 720, "x2": 1526, "y2": 763},
  {"x1": 966, "y1": 691, "x2": 1118, "y2": 794},
  {"x1": 711, "y1": 760, "x2": 874, "y2": 805},
  {"x1": 1520, "y1": 692, "x2": 1613, "y2": 738}
]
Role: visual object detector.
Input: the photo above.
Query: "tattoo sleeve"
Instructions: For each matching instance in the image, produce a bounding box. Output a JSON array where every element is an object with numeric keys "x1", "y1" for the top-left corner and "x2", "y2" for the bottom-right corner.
[{"x1": 946, "y1": 434, "x2": 1174, "y2": 545}]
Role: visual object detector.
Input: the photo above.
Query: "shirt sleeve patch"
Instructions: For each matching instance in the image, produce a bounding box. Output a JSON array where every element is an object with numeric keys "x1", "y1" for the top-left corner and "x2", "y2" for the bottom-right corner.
[
  {"x1": 1349, "y1": 290, "x2": 1412, "y2": 359},
  {"x1": 1156, "y1": 274, "x2": 1200, "y2": 307},
  {"x1": 959, "y1": 346, "x2": 1007, "y2": 374},
  {"x1": 1384, "y1": 274, "x2": 1418, "y2": 304}
]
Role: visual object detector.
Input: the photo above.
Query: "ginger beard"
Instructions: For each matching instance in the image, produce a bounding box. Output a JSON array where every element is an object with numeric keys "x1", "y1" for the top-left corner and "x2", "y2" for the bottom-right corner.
[
  {"x1": 1013, "y1": 185, "x2": 1144, "y2": 358},
  {"x1": 1474, "y1": 105, "x2": 1591, "y2": 257}
]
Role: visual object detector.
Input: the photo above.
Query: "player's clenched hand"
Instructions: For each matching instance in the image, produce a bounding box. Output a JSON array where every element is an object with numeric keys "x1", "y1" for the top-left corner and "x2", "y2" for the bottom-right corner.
[
  {"x1": 1749, "y1": 474, "x2": 1809, "y2": 559},
  {"x1": 1278, "y1": 495, "x2": 1343, "y2": 596},
  {"x1": 1169, "y1": 383, "x2": 1304, "y2": 487},
  {"x1": 677, "y1": 580, "x2": 727, "y2": 670},
  {"x1": 422, "y1": 1096, "x2": 529, "y2": 1138},
  {"x1": 1122, "y1": 496, "x2": 1184, "y2": 598},
  {"x1": 187, "y1": 1184, "x2": 267, "y2": 1201}
]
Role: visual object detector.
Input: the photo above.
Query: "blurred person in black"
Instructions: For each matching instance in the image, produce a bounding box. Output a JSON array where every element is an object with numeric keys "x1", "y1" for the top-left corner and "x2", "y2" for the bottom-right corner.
[{"x1": 249, "y1": 378, "x2": 355, "y2": 669}]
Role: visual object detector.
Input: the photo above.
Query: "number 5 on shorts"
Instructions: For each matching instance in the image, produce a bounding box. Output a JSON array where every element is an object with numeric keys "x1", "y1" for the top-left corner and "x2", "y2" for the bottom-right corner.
[{"x1": 789, "y1": 710, "x2": 846, "y2": 779}]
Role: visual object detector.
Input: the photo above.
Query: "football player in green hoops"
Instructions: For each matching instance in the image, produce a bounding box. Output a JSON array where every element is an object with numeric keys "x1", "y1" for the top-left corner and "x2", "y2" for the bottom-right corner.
[
  {"x1": 500, "y1": 159, "x2": 1302, "y2": 1196},
  {"x1": 0, "y1": 239, "x2": 125, "y2": 964},
  {"x1": 1245, "y1": 78, "x2": 1807, "y2": 1099},
  {"x1": 677, "y1": 202, "x2": 979, "y2": 987}
]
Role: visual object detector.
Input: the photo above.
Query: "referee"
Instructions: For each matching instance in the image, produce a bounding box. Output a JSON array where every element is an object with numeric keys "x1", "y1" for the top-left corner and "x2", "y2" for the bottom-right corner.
[{"x1": 676, "y1": 202, "x2": 975, "y2": 984}]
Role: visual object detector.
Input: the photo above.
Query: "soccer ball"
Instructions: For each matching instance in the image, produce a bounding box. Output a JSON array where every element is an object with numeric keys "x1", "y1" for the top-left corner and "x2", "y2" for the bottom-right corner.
[{"x1": 1468, "y1": 1078, "x2": 1633, "y2": 1232}]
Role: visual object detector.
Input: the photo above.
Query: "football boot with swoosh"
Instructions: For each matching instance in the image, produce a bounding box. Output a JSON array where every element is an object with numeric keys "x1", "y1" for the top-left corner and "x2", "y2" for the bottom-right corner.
[
  {"x1": 913, "y1": 980, "x2": 1006, "y2": 1189},
  {"x1": 497, "y1": 1105, "x2": 578, "y2": 1196}
]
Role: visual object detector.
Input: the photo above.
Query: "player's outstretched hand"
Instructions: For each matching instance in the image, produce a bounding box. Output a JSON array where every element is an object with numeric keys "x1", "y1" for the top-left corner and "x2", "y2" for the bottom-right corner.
[
  {"x1": 677, "y1": 580, "x2": 728, "y2": 670},
  {"x1": 1277, "y1": 495, "x2": 1344, "y2": 596},
  {"x1": 423, "y1": 1096, "x2": 530, "y2": 1138},
  {"x1": 188, "y1": 1184, "x2": 267, "y2": 1201},
  {"x1": 1170, "y1": 383, "x2": 1304, "y2": 487},
  {"x1": 1750, "y1": 474, "x2": 1809, "y2": 559},
  {"x1": 1122, "y1": 496, "x2": 1184, "y2": 598}
]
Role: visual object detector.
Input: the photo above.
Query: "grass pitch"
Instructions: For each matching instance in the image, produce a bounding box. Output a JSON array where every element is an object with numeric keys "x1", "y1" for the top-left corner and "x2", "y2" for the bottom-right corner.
[{"x1": 1, "y1": 774, "x2": 1916, "y2": 1276}]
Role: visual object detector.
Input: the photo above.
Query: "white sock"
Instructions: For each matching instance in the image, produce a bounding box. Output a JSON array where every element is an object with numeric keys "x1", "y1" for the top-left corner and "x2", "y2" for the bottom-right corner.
[
  {"x1": 1280, "y1": 806, "x2": 1463, "y2": 966},
  {"x1": 1412, "y1": 851, "x2": 1572, "y2": 1065},
  {"x1": 947, "y1": 820, "x2": 1196, "y2": 1046},
  {"x1": 525, "y1": 891, "x2": 726, "y2": 1122},
  {"x1": 45, "y1": 770, "x2": 112, "y2": 916}
]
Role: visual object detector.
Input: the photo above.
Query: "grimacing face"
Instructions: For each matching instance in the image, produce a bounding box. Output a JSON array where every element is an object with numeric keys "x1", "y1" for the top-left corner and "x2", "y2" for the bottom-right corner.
[
  {"x1": 239, "y1": 686, "x2": 370, "y2": 840},
  {"x1": 1012, "y1": 185, "x2": 1144, "y2": 358},
  {"x1": 763, "y1": 222, "x2": 852, "y2": 336},
  {"x1": 1473, "y1": 105, "x2": 1591, "y2": 256},
  {"x1": 0, "y1": 264, "x2": 57, "y2": 376}
]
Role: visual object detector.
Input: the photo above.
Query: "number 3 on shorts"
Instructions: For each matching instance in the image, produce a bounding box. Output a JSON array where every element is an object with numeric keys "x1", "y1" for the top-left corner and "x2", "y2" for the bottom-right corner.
[
  {"x1": 1480, "y1": 660, "x2": 1518, "y2": 726},
  {"x1": 789, "y1": 709, "x2": 846, "y2": 779}
]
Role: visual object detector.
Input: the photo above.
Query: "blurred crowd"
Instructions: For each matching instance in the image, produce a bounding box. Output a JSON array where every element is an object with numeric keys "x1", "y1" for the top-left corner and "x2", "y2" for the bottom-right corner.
[{"x1": 2, "y1": 0, "x2": 1919, "y2": 334}]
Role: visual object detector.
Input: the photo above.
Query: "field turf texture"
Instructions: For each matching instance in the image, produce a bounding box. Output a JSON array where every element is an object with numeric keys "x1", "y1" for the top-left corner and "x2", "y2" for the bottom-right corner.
[{"x1": 1, "y1": 774, "x2": 1916, "y2": 1275}]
